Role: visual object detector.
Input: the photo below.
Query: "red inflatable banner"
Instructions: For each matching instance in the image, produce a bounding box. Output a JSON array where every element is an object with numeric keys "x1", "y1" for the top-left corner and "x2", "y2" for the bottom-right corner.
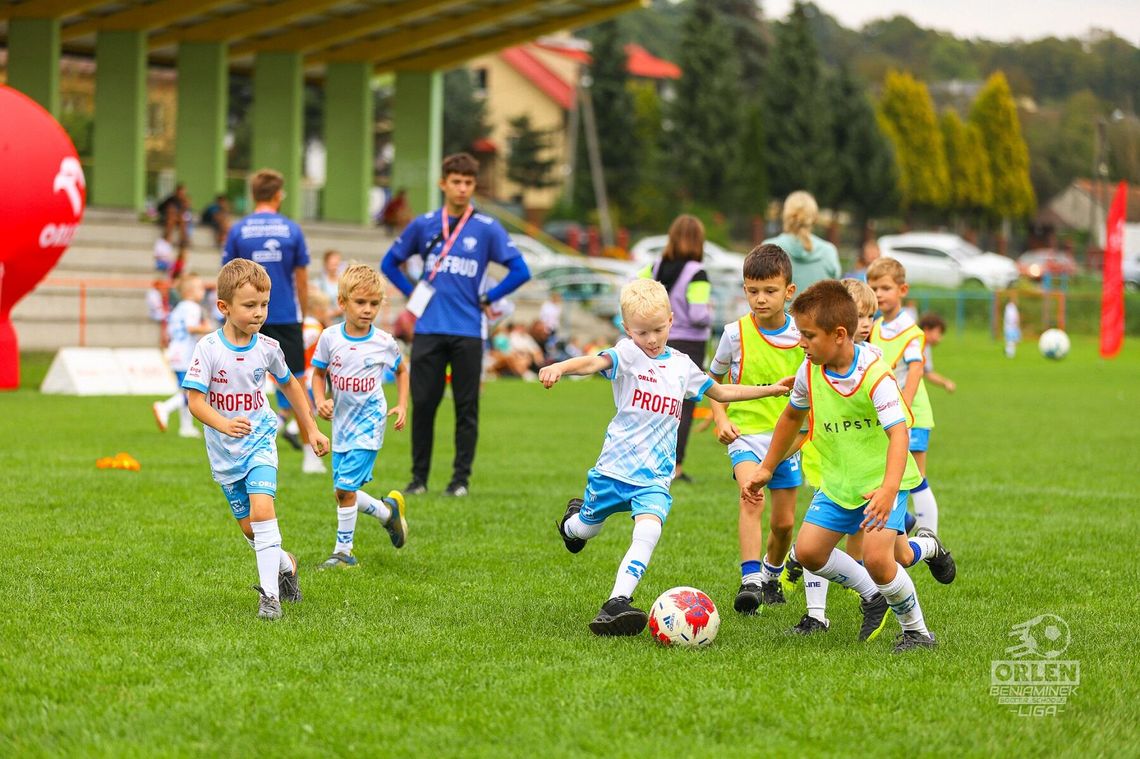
[
  {"x1": 1100, "y1": 181, "x2": 1126, "y2": 359},
  {"x1": 0, "y1": 86, "x2": 87, "y2": 389}
]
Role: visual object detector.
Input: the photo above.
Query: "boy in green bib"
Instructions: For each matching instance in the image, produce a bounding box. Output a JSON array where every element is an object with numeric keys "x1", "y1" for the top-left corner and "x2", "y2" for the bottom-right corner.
[{"x1": 745, "y1": 280, "x2": 937, "y2": 652}]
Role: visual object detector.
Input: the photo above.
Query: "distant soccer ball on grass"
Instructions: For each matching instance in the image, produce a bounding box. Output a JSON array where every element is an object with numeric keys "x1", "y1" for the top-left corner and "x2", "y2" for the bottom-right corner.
[
  {"x1": 1038, "y1": 329, "x2": 1071, "y2": 360},
  {"x1": 648, "y1": 587, "x2": 720, "y2": 647}
]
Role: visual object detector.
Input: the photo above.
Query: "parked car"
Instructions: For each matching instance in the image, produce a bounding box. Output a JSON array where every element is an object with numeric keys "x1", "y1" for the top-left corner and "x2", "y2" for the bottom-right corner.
[
  {"x1": 1017, "y1": 249, "x2": 1079, "y2": 281},
  {"x1": 629, "y1": 235, "x2": 748, "y2": 288},
  {"x1": 877, "y1": 233, "x2": 1020, "y2": 290},
  {"x1": 1124, "y1": 256, "x2": 1140, "y2": 292},
  {"x1": 510, "y1": 233, "x2": 639, "y2": 281}
]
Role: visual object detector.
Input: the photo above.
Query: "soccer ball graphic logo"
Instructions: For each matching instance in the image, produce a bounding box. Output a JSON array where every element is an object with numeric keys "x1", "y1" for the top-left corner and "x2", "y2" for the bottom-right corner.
[
  {"x1": 1038, "y1": 328, "x2": 1070, "y2": 360},
  {"x1": 1006, "y1": 614, "x2": 1071, "y2": 659},
  {"x1": 648, "y1": 587, "x2": 720, "y2": 647}
]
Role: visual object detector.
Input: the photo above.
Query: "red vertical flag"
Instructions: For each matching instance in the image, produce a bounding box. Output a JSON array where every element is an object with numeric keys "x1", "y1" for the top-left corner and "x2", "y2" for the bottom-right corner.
[{"x1": 1100, "y1": 181, "x2": 1127, "y2": 359}]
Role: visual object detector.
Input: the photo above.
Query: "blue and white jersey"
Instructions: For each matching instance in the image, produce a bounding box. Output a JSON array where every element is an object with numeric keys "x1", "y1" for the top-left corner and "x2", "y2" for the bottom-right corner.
[
  {"x1": 222, "y1": 212, "x2": 310, "y2": 325},
  {"x1": 166, "y1": 299, "x2": 204, "y2": 372},
  {"x1": 182, "y1": 330, "x2": 291, "y2": 485},
  {"x1": 311, "y1": 324, "x2": 402, "y2": 452},
  {"x1": 382, "y1": 208, "x2": 521, "y2": 338},
  {"x1": 594, "y1": 338, "x2": 714, "y2": 489}
]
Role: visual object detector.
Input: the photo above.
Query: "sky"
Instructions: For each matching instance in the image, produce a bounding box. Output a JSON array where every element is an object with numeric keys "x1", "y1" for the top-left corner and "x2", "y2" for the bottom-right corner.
[{"x1": 764, "y1": 0, "x2": 1140, "y2": 45}]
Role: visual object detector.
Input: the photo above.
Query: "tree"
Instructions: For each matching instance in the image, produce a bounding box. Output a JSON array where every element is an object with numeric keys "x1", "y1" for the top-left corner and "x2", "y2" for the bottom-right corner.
[
  {"x1": 941, "y1": 109, "x2": 993, "y2": 219},
  {"x1": 625, "y1": 80, "x2": 673, "y2": 231},
  {"x1": 763, "y1": 1, "x2": 837, "y2": 203},
  {"x1": 506, "y1": 115, "x2": 557, "y2": 203},
  {"x1": 969, "y1": 71, "x2": 1036, "y2": 219},
  {"x1": 877, "y1": 69, "x2": 950, "y2": 214},
  {"x1": 442, "y1": 68, "x2": 490, "y2": 157},
  {"x1": 710, "y1": 0, "x2": 769, "y2": 91},
  {"x1": 830, "y1": 66, "x2": 898, "y2": 229},
  {"x1": 670, "y1": 2, "x2": 746, "y2": 212}
]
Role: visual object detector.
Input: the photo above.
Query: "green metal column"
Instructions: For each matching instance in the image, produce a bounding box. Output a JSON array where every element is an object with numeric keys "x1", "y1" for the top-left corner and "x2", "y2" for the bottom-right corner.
[
  {"x1": 93, "y1": 30, "x2": 146, "y2": 210},
  {"x1": 393, "y1": 69, "x2": 442, "y2": 215},
  {"x1": 252, "y1": 51, "x2": 302, "y2": 219},
  {"x1": 7, "y1": 18, "x2": 61, "y2": 115},
  {"x1": 323, "y1": 62, "x2": 373, "y2": 224},
  {"x1": 176, "y1": 42, "x2": 228, "y2": 210}
]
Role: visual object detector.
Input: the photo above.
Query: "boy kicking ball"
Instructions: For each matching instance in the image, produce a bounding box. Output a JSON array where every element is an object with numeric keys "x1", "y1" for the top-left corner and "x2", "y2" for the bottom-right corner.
[{"x1": 542, "y1": 279, "x2": 794, "y2": 636}]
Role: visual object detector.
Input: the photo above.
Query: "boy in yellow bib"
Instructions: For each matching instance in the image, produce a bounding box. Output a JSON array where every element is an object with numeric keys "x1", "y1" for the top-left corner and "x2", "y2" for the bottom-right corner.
[
  {"x1": 708, "y1": 245, "x2": 804, "y2": 614},
  {"x1": 745, "y1": 280, "x2": 937, "y2": 652},
  {"x1": 867, "y1": 258, "x2": 940, "y2": 533}
]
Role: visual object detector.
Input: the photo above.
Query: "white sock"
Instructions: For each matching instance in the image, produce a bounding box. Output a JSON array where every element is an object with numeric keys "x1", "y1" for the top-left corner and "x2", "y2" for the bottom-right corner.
[
  {"x1": 279, "y1": 550, "x2": 293, "y2": 573},
  {"x1": 178, "y1": 402, "x2": 194, "y2": 430},
  {"x1": 912, "y1": 483, "x2": 939, "y2": 533},
  {"x1": 760, "y1": 560, "x2": 783, "y2": 584},
  {"x1": 286, "y1": 418, "x2": 300, "y2": 435},
  {"x1": 803, "y1": 569, "x2": 831, "y2": 622},
  {"x1": 251, "y1": 519, "x2": 283, "y2": 599},
  {"x1": 907, "y1": 535, "x2": 939, "y2": 566},
  {"x1": 564, "y1": 513, "x2": 603, "y2": 541},
  {"x1": 742, "y1": 570, "x2": 764, "y2": 587},
  {"x1": 356, "y1": 490, "x2": 391, "y2": 523},
  {"x1": 609, "y1": 520, "x2": 662, "y2": 599},
  {"x1": 877, "y1": 564, "x2": 929, "y2": 634},
  {"x1": 814, "y1": 548, "x2": 878, "y2": 600},
  {"x1": 335, "y1": 506, "x2": 357, "y2": 555},
  {"x1": 303, "y1": 447, "x2": 321, "y2": 465},
  {"x1": 161, "y1": 392, "x2": 181, "y2": 416}
]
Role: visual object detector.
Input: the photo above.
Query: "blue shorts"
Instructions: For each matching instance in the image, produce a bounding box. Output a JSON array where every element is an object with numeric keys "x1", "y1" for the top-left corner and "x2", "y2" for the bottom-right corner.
[
  {"x1": 219, "y1": 465, "x2": 277, "y2": 520},
  {"x1": 803, "y1": 488, "x2": 909, "y2": 535},
  {"x1": 909, "y1": 427, "x2": 931, "y2": 453},
  {"x1": 273, "y1": 372, "x2": 306, "y2": 411},
  {"x1": 730, "y1": 450, "x2": 803, "y2": 490},
  {"x1": 579, "y1": 468, "x2": 671, "y2": 525},
  {"x1": 332, "y1": 449, "x2": 378, "y2": 492}
]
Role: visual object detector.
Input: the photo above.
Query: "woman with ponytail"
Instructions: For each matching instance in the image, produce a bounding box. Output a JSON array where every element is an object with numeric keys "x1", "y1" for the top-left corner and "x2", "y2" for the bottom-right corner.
[{"x1": 762, "y1": 191, "x2": 841, "y2": 293}]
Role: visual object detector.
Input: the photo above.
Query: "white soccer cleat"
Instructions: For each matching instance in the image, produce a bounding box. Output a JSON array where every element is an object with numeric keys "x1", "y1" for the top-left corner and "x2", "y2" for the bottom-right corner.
[
  {"x1": 178, "y1": 426, "x2": 201, "y2": 438},
  {"x1": 302, "y1": 458, "x2": 327, "y2": 474},
  {"x1": 152, "y1": 402, "x2": 169, "y2": 432}
]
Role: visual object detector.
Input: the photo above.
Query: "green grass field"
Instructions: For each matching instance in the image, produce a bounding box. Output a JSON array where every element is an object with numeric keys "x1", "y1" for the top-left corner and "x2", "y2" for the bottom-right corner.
[{"x1": 2, "y1": 333, "x2": 1138, "y2": 757}]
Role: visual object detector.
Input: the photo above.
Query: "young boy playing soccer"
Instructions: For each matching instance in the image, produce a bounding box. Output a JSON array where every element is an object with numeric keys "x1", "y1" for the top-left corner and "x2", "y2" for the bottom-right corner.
[
  {"x1": 707, "y1": 244, "x2": 805, "y2": 614},
  {"x1": 310, "y1": 264, "x2": 410, "y2": 569},
  {"x1": 789, "y1": 279, "x2": 954, "y2": 636},
  {"x1": 918, "y1": 312, "x2": 956, "y2": 393},
  {"x1": 744, "y1": 280, "x2": 937, "y2": 652},
  {"x1": 543, "y1": 279, "x2": 793, "y2": 636},
  {"x1": 867, "y1": 258, "x2": 940, "y2": 533},
  {"x1": 183, "y1": 259, "x2": 331, "y2": 620}
]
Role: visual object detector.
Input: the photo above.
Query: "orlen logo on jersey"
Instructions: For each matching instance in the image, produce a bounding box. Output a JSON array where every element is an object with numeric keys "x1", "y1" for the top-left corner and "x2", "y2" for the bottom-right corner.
[
  {"x1": 211, "y1": 369, "x2": 229, "y2": 384},
  {"x1": 637, "y1": 373, "x2": 657, "y2": 384},
  {"x1": 631, "y1": 389, "x2": 682, "y2": 420}
]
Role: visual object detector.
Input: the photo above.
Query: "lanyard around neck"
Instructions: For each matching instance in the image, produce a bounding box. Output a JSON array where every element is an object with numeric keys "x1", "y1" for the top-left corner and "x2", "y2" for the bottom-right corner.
[{"x1": 427, "y1": 204, "x2": 475, "y2": 283}]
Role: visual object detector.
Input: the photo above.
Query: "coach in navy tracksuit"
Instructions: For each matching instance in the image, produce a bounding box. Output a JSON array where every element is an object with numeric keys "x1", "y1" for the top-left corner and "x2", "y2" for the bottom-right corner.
[{"x1": 381, "y1": 153, "x2": 530, "y2": 497}]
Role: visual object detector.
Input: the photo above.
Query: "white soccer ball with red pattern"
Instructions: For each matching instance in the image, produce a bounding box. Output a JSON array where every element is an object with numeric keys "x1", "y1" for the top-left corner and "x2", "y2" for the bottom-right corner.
[{"x1": 648, "y1": 586, "x2": 720, "y2": 647}]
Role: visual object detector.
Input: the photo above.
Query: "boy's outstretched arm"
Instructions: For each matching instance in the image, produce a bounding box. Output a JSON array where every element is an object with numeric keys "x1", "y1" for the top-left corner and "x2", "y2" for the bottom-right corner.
[
  {"x1": 925, "y1": 369, "x2": 955, "y2": 393},
  {"x1": 539, "y1": 354, "x2": 613, "y2": 388},
  {"x1": 279, "y1": 375, "x2": 330, "y2": 456},
  {"x1": 744, "y1": 405, "x2": 807, "y2": 494},
  {"x1": 707, "y1": 372, "x2": 741, "y2": 445},
  {"x1": 704, "y1": 375, "x2": 794, "y2": 405}
]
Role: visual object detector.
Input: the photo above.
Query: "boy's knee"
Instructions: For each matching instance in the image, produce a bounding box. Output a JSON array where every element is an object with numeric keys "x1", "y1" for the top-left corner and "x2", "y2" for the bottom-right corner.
[
  {"x1": 335, "y1": 489, "x2": 356, "y2": 506},
  {"x1": 863, "y1": 553, "x2": 895, "y2": 582},
  {"x1": 794, "y1": 544, "x2": 827, "y2": 571},
  {"x1": 769, "y1": 513, "x2": 795, "y2": 536},
  {"x1": 738, "y1": 491, "x2": 765, "y2": 515}
]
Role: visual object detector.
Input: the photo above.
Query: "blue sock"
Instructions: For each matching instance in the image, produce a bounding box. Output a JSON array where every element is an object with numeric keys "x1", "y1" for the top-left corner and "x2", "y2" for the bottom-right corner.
[
  {"x1": 904, "y1": 511, "x2": 917, "y2": 534},
  {"x1": 907, "y1": 540, "x2": 922, "y2": 566},
  {"x1": 741, "y1": 560, "x2": 762, "y2": 579}
]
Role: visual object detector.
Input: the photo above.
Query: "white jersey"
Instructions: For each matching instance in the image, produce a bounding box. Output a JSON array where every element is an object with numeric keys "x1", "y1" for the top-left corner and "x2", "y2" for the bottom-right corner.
[
  {"x1": 311, "y1": 324, "x2": 403, "y2": 452},
  {"x1": 166, "y1": 299, "x2": 204, "y2": 372},
  {"x1": 788, "y1": 345, "x2": 908, "y2": 431},
  {"x1": 594, "y1": 338, "x2": 713, "y2": 488},
  {"x1": 877, "y1": 310, "x2": 924, "y2": 388},
  {"x1": 182, "y1": 330, "x2": 291, "y2": 485},
  {"x1": 709, "y1": 312, "x2": 800, "y2": 383}
]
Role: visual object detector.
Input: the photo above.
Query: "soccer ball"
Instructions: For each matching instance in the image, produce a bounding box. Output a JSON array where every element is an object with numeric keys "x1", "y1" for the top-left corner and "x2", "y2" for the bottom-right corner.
[
  {"x1": 1038, "y1": 328, "x2": 1070, "y2": 360},
  {"x1": 648, "y1": 586, "x2": 720, "y2": 647}
]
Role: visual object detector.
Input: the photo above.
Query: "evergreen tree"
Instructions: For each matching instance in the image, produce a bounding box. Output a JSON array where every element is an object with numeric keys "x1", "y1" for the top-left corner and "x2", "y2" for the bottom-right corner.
[
  {"x1": 710, "y1": 0, "x2": 768, "y2": 91},
  {"x1": 763, "y1": 1, "x2": 837, "y2": 202},
  {"x1": 941, "y1": 109, "x2": 993, "y2": 217},
  {"x1": 830, "y1": 66, "x2": 898, "y2": 228},
  {"x1": 626, "y1": 81, "x2": 673, "y2": 231},
  {"x1": 506, "y1": 115, "x2": 557, "y2": 203},
  {"x1": 442, "y1": 68, "x2": 490, "y2": 157},
  {"x1": 969, "y1": 71, "x2": 1036, "y2": 219},
  {"x1": 877, "y1": 69, "x2": 950, "y2": 213},
  {"x1": 670, "y1": 2, "x2": 745, "y2": 211}
]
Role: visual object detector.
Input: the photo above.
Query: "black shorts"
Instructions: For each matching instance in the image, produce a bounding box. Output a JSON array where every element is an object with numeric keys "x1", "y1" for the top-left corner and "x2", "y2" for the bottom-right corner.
[{"x1": 260, "y1": 322, "x2": 305, "y2": 374}]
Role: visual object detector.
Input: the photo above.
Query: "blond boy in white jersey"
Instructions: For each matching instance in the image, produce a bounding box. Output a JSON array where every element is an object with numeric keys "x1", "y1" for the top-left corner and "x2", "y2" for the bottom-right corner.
[
  {"x1": 542, "y1": 279, "x2": 793, "y2": 636},
  {"x1": 311, "y1": 264, "x2": 410, "y2": 569},
  {"x1": 183, "y1": 259, "x2": 330, "y2": 620}
]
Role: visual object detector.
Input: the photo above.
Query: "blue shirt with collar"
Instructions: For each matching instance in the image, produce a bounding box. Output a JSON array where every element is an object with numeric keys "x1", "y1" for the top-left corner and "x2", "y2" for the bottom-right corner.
[{"x1": 222, "y1": 211, "x2": 310, "y2": 325}]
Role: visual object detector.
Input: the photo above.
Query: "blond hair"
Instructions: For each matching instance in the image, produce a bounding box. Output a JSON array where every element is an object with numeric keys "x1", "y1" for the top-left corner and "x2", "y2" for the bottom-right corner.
[
  {"x1": 308, "y1": 287, "x2": 330, "y2": 310},
  {"x1": 620, "y1": 278, "x2": 671, "y2": 321},
  {"x1": 866, "y1": 257, "x2": 908, "y2": 285},
  {"x1": 782, "y1": 191, "x2": 819, "y2": 251},
  {"x1": 177, "y1": 272, "x2": 202, "y2": 298},
  {"x1": 216, "y1": 259, "x2": 270, "y2": 301},
  {"x1": 338, "y1": 263, "x2": 387, "y2": 303},
  {"x1": 841, "y1": 278, "x2": 877, "y2": 316}
]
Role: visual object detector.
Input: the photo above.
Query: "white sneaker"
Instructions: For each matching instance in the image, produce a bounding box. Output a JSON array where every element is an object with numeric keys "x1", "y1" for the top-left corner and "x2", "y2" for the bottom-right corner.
[
  {"x1": 178, "y1": 426, "x2": 201, "y2": 438},
  {"x1": 302, "y1": 458, "x2": 327, "y2": 474},
  {"x1": 152, "y1": 402, "x2": 169, "y2": 432}
]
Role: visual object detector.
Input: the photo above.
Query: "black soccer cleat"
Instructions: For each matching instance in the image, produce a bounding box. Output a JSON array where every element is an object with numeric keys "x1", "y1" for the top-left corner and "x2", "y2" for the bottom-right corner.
[
  {"x1": 892, "y1": 630, "x2": 937, "y2": 653},
  {"x1": 760, "y1": 580, "x2": 786, "y2": 606},
  {"x1": 915, "y1": 528, "x2": 956, "y2": 584},
  {"x1": 279, "y1": 426, "x2": 303, "y2": 451},
  {"x1": 789, "y1": 613, "x2": 830, "y2": 635},
  {"x1": 859, "y1": 593, "x2": 890, "y2": 642},
  {"x1": 588, "y1": 596, "x2": 648, "y2": 636},
  {"x1": 278, "y1": 552, "x2": 302, "y2": 603},
  {"x1": 733, "y1": 583, "x2": 763, "y2": 615},
  {"x1": 557, "y1": 498, "x2": 587, "y2": 554}
]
